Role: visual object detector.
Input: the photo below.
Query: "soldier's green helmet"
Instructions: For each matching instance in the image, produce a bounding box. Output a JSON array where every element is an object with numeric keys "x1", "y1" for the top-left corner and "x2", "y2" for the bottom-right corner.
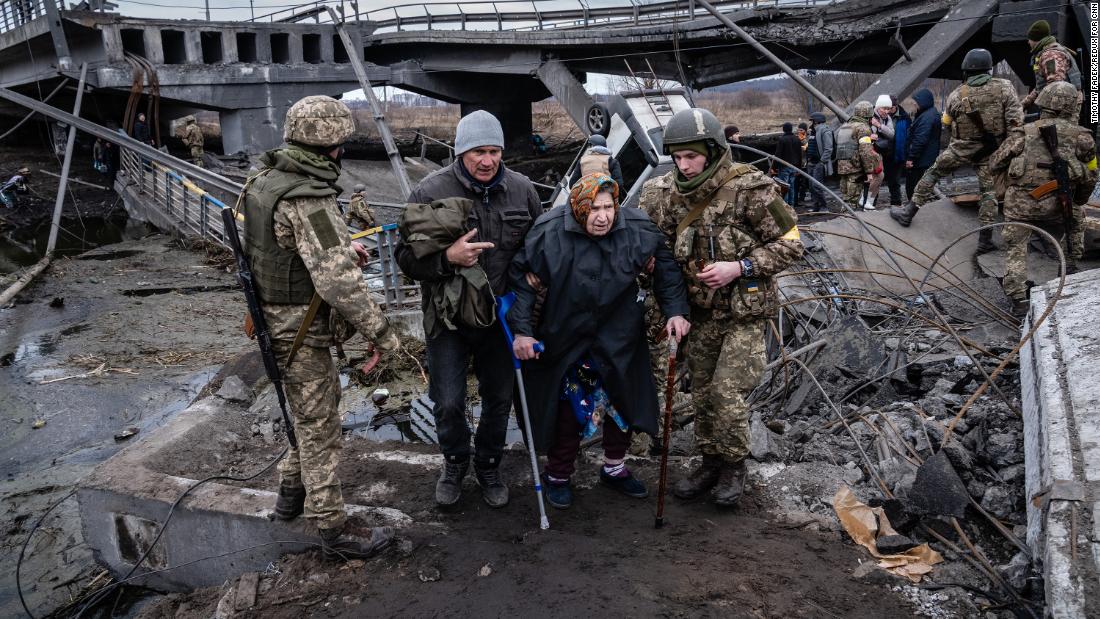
[
  {"x1": 852, "y1": 100, "x2": 874, "y2": 119},
  {"x1": 1036, "y1": 81, "x2": 1079, "y2": 118},
  {"x1": 284, "y1": 95, "x2": 355, "y2": 148},
  {"x1": 961, "y1": 48, "x2": 993, "y2": 74},
  {"x1": 662, "y1": 108, "x2": 727, "y2": 156}
]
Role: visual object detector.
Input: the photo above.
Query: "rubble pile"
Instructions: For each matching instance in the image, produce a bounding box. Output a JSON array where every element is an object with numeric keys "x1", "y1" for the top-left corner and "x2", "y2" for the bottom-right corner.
[{"x1": 648, "y1": 221, "x2": 1042, "y2": 617}]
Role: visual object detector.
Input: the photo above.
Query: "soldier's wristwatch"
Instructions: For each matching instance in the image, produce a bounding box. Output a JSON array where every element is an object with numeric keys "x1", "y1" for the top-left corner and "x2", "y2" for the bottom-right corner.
[{"x1": 740, "y1": 259, "x2": 755, "y2": 278}]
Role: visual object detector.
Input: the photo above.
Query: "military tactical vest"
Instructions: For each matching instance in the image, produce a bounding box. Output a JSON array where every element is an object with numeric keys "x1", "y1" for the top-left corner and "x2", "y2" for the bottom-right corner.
[
  {"x1": 579, "y1": 150, "x2": 611, "y2": 176},
  {"x1": 1008, "y1": 119, "x2": 1091, "y2": 188},
  {"x1": 658, "y1": 163, "x2": 779, "y2": 319},
  {"x1": 835, "y1": 125, "x2": 857, "y2": 161},
  {"x1": 1034, "y1": 43, "x2": 1082, "y2": 92},
  {"x1": 952, "y1": 82, "x2": 1007, "y2": 141},
  {"x1": 241, "y1": 168, "x2": 337, "y2": 304}
]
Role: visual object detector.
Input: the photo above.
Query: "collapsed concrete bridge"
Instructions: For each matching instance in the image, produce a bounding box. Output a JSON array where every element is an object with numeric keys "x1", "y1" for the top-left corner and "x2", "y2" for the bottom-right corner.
[{"x1": 0, "y1": 0, "x2": 1088, "y2": 154}]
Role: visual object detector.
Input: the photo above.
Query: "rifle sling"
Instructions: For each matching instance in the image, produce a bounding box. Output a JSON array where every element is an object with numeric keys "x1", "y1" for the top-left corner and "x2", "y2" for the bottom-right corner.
[
  {"x1": 674, "y1": 167, "x2": 747, "y2": 238},
  {"x1": 286, "y1": 293, "x2": 324, "y2": 369}
]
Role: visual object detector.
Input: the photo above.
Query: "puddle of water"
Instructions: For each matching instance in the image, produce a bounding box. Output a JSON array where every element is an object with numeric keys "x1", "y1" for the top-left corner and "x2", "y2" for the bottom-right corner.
[{"x1": 340, "y1": 388, "x2": 523, "y2": 445}]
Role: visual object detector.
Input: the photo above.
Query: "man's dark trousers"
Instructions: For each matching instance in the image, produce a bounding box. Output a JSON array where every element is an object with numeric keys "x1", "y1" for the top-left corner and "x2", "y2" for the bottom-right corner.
[{"x1": 427, "y1": 321, "x2": 514, "y2": 468}]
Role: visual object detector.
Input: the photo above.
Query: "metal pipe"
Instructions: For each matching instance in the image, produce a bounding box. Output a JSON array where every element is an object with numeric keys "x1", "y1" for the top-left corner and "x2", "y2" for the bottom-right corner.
[
  {"x1": 327, "y1": 7, "x2": 413, "y2": 200},
  {"x1": 695, "y1": 0, "x2": 849, "y2": 121},
  {"x1": 46, "y1": 63, "x2": 88, "y2": 256}
]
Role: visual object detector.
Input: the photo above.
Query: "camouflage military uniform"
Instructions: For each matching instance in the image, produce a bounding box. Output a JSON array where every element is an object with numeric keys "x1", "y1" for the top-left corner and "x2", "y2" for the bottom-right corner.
[
  {"x1": 1022, "y1": 38, "x2": 1082, "y2": 110},
  {"x1": 181, "y1": 118, "x2": 204, "y2": 168},
  {"x1": 835, "y1": 103, "x2": 881, "y2": 209},
  {"x1": 345, "y1": 189, "x2": 376, "y2": 231},
  {"x1": 989, "y1": 82, "x2": 1097, "y2": 302},
  {"x1": 910, "y1": 75, "x2": 1024, "y2": 225},
  {"x1": 242, "y1": 97, "x2": 399, "y2": 533},
  {"x1": 642, "y1": 153, "x2": 803, "y2": 464}
]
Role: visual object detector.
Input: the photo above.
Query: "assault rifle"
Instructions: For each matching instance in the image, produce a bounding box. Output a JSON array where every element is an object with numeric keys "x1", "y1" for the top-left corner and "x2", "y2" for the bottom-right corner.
[
  {"x1": 1032, "y1": 124, "x2": 1073, "y2": 233},
  {"x1": 963, "y1": 108, "x2": 1000, "y2": 160},
  {"x1": 221, "y1": 208, "x2": 298, "y2": 449}
]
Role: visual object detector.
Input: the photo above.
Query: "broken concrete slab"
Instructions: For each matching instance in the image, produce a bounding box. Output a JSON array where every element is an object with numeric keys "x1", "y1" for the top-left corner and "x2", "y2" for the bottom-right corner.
[
  {"x1": 1020, "y1": 267, "x2": 1100, "y2": 618},
  {"x1": 216, "y1": 375, "x2": 252, "y2": 404},
  {"x1": 77, "y1": 397, "x2": 411, "y2": 592}
]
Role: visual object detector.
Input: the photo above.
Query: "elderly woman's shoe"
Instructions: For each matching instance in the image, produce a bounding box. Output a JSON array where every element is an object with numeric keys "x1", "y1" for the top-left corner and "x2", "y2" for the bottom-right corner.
[
  {"x1": 543, "y1": 474, "x2": 573, "y2": 509},
  {"x1": 600, "y1": 469, "x2": 648, "y2": 498}
]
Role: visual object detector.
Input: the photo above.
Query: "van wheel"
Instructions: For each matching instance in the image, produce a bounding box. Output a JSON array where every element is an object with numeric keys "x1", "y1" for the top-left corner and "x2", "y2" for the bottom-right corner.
[{"x1": 586, "y1": 104, "x2": 611, "y2": 137}]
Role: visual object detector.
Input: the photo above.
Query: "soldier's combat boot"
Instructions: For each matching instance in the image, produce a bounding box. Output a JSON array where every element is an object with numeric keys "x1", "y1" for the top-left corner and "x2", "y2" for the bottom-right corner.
[
  {"x1": 319, "y1": 521, "x2": 394, "y2": 561},
  {"x1": 435, "y1": 459, "x2": 468, "y2": 507},
  {"x1": 1011, "y1": 298, "x2": 1030, "y2": 318},
  {"x1": 890, "y1": 201, "x2": 918, "y2": 227},
  {"x1": 712, "y1": 460, "x2": 748, "y2": 507},
  {"x1": 474, "y1": 464, "x2": 509, "y2": 508},
  {"x1": 975, "y1": 229, "x2": 995, "y2": 254},
  {"x1": 672, "y1": 454, "x2": 723, "y2": 499},
  {"x1": 274, "y1": 482, "x2": 306, "y2": 520}
]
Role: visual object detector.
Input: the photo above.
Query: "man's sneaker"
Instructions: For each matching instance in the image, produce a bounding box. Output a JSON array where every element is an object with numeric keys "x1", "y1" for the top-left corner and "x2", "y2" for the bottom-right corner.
[
  {"x1": 319, "y1": 521, "x2": 393, "y2": 561},
  {"x1": 600, "y1": 469, "x2": 648, "y2": 498},
  {"x1": 435, "y1": 459, "x2": 468, "y2": 507},
  {"x1": 475, "y1": 465, "x2": 509, "y2": 508},
  {"x1": 274, "y1": 483, "x2": 306, "y2": 521},
  {"x1": 542, "y1": 474, "x2": 573, "y2": 510},
  {"x1": 672, "y1": 454, "x2": 723, "y2": 499}
]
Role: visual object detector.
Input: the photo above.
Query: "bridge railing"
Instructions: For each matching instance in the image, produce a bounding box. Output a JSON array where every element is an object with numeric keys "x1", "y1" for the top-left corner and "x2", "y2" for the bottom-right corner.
[
  {"x1": 116, "y1": 148, "x2": 418, "y2": 312},
  {"x1": 253, "y1": 0, "x2": 831, "y2": 31},
  {"x1": 0, "y1": 0, "x2": 62, "y2": 35}
]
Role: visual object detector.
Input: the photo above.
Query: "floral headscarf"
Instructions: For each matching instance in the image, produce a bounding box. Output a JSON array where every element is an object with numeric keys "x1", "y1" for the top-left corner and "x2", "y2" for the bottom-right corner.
[{"x1": 568, "y1": 172, "x2": 619, "y2": 227}]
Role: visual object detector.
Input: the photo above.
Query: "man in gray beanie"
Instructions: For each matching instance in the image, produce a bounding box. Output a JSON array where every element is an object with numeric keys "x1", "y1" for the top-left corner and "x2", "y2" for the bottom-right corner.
[{"x1": 396, "y1": 109, "x2": 543, "y2": 509}]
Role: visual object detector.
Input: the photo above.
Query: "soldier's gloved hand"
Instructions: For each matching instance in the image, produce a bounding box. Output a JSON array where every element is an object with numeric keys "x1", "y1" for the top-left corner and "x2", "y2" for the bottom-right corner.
[{"x1": 697, "y1": 260, "x2": 743, "y2": 289}]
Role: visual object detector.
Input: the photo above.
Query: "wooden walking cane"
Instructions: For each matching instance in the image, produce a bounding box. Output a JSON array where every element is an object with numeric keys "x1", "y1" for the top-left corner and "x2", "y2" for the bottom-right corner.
[{"x1": 655, "y1": 337, "x2": 678, "y2": 529}]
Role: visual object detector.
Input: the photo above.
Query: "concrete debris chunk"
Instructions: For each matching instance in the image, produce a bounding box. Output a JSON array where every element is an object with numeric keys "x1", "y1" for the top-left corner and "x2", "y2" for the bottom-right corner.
[
  {"x1": 875, "y1": 534, "x2": 917, "y2": 555},
  {"x1": 234, "y1": 572, "x2": 259, "y2": 611},
  {"x1": 749, "y1": 412, "x2": 787, "y2": 462},
  {"x1": 217, "y1": 375, "x2": 253, "y2": 404},
  {"x1": 906, "y1": 450, "x2": 969, "y2": 519},
  {"x1": 979, "y1": 432, "x2": 1023, "y2": 467},
  {"x1": 418, "y1": 567, "x2": 441, "y2": 582}
]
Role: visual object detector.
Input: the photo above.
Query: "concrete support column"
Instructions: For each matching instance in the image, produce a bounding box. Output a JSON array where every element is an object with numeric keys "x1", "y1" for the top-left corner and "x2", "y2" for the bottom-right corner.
[
  {"x1": 221, "y1": 106, "x2": 287, "y2": 155},
  {"x1": 320, "y1": 33, "x2": 334, "y2": 63},
  {"x1": 287, "y1": 34, "x2": 303, "y2": 64},
  {"x1": 143, "y1": 29, "x2": 165, "y2": 64},
  {"x1": 536, "y1": 59, "x2": 594, "y2": 136},
  {"x1": 256, "y1": 33, "x2": 272, "y2": 63},
  {"x1": 102, "y1": 25, "x2": 125, "y2": 63},
  {"x1": 459, "y1": 101, "x2": 532, "y2": 155},
  {"x1": 184, "y1": 31, "x2": 202, "y2": 64},
  {"x1": 222, "y1": 31, "x2": 238, "y2": 63}
]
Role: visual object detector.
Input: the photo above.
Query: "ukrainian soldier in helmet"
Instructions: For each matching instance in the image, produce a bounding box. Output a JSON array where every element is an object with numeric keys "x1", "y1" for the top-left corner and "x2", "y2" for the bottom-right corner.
[
  {"x1": 892, "y1": 48, "x2": 1024, "y2": 256},
  {"x1": 835, "y1": 101, "x2": 883, "y2": 211},
  {"x1": 345, "y1": 183, "x2": 376, "y2": 231},
  {"x1": 640, "y1": 108, "x2": 804, "y2": 507},
  {"x1": 1021, "y1": 20, "x2": 1082, "y2": 113},
  {"x1": 180, "y1": 115, "x2": 205, "y2": 168},
  {"x1": 989, "y1": 81, "x2": 1096, "y2": 314},
  {"x1": 239, "y1": 95, "x2": 399, "y2": 560}
]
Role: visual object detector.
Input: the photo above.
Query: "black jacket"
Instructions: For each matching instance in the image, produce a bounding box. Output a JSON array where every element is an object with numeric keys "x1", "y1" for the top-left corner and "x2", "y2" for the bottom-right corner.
[
  {"x1": 396, "y1": 160, "x2": 543, "y2": 307},
  {"x1": 133, "y1": 121, "x2": 151, "y2": 145},
  {"x1": 906, "y1": 102, "x2": 941, "y2": 169},
  {"x1": 506, "y1": 206, "x2": 689, "y2": 451},
  {"x1": 774, "y1": 133, "x2": 803, "y2": 169}
]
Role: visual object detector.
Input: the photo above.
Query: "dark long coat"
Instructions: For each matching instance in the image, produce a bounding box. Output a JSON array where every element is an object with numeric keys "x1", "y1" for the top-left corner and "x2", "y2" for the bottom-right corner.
[{"x1": 506, "y1": 206, "x2": 689, "y2": 452}]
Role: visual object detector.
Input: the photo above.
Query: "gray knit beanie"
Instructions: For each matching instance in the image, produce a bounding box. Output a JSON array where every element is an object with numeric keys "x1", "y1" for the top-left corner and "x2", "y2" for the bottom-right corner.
[{"x1": 454, "y1": 110, "x2": 504, "y2": 154}]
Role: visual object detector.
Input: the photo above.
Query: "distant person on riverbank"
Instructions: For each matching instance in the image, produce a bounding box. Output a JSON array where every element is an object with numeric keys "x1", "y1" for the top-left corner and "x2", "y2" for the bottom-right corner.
[{"x1": 1, "y1": 168, "x2": 30, "y2": 209}]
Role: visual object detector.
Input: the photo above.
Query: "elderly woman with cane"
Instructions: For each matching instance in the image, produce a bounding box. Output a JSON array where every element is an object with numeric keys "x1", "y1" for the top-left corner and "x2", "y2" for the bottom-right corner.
[{"x1": 506, "y1": 172, "x2": 691, "y2": 510}]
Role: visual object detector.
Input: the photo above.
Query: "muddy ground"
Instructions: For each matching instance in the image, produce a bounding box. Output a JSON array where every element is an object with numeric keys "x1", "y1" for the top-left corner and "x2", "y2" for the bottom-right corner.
[
  {"x1": 142, "y1": 409, "x2": 923, "y2": 618},
  {"x1": 0, "y1": 234, "x2": 247, "y2": 617}
]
